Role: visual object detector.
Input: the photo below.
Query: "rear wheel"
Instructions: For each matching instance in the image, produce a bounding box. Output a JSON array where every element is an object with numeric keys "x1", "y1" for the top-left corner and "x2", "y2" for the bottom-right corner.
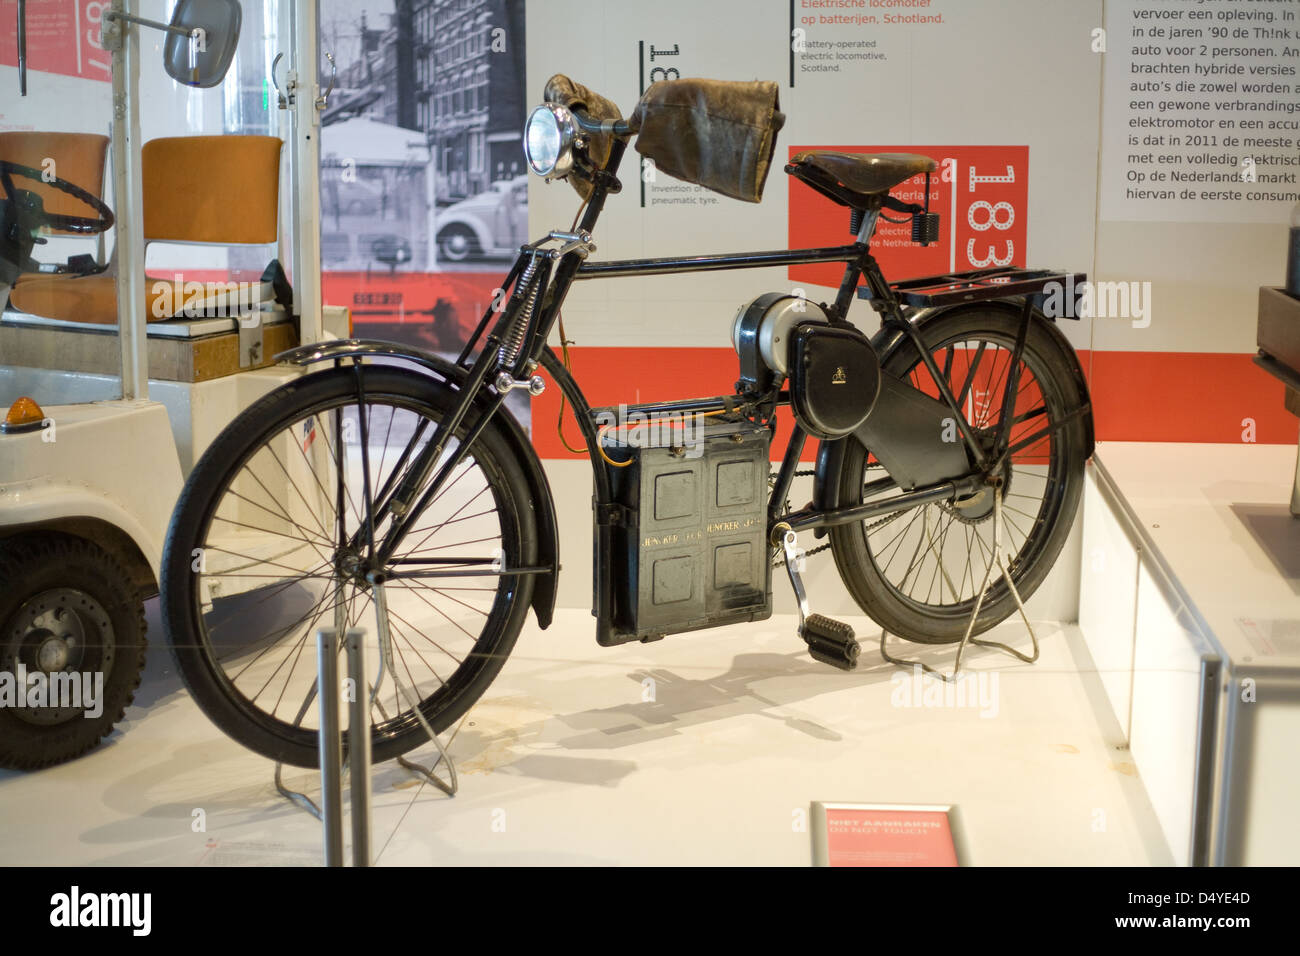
[
  {"x1": 161, "y1": 366, "x2": 537, "y2": 767},
  {"x1": 829, "y1": 308, "x2": 1089, "y2": 643}
]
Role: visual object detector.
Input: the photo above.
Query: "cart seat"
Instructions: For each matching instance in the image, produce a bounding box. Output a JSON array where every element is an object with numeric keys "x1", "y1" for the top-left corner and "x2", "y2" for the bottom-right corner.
[
  {"x1": 786, "y1": 150, "x2": 937, "y2": 207},
  {"x1": 9, "y1": 273, "x2": 277, "y2": 324},
  {"x1": 5, "y1": 135, "x2": 283, "y2": 326}
]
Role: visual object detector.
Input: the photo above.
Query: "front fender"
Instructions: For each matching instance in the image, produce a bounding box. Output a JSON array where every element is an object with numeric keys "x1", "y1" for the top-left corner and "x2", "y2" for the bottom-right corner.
[
  {"x1": 814, "y1": 300, "x2": 1095, "y2": 524},
  {"x1": 276, "y1": 339, "x2": 560, "y2": 629}
]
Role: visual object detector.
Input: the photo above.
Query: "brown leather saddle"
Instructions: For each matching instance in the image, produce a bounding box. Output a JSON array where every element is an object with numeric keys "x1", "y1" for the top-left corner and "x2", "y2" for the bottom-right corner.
[{"x1": 786, "y1": 150, "x2": 937, "y2": 208}]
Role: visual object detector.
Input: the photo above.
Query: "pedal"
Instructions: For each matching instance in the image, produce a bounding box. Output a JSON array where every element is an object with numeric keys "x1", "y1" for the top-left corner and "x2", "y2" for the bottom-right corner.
[
  {"x1": 777, "y1": 526, "x2": 860, "y2": 671},
  {"x1": 801, "y1": 614, "x2": 860, "y2": 672}
]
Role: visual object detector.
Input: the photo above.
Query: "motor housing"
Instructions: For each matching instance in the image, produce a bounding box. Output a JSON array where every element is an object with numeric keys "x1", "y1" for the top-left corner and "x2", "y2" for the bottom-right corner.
[
  {"x1": 731, "y1": 292, "x2": 827, "y2": 392},
  {"x1": 787, "y1": 321, "x2": 881, "y2": 439},
  {"x1": 731, "y1": 292, "x2": 881, "y2": 439}
]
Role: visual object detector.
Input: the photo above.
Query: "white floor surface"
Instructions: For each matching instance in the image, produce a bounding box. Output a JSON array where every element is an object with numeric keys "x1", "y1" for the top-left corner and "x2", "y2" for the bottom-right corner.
[{"x1": 0, "y1": 602, "x2": 1171, "y2": 866}]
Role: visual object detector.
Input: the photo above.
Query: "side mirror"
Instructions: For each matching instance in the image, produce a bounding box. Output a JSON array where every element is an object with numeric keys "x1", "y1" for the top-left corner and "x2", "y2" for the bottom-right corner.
[{"x1": 163, "y1": 0, "x2": 243, "y2": 89}]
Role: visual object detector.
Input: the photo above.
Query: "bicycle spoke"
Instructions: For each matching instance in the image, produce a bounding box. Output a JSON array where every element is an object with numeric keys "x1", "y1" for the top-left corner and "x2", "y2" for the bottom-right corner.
[
  {"x1": 262, "y1": 438, "x2": 336, "y2": 544},
  {"x1": 231, "y1": 584, "x2": 343, "y2": 685},
  {"x1": 220, "y1": 482, "x2": 333, "y2": 554},
  {"x1": 956, "y1": 342, "x2": 987, "y2": 408}
]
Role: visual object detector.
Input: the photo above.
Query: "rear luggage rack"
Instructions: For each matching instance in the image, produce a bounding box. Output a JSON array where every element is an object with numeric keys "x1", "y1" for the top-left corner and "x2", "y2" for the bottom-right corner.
[{"x1": 863, "y1": 266, "x2": 1088, "y2": 312}]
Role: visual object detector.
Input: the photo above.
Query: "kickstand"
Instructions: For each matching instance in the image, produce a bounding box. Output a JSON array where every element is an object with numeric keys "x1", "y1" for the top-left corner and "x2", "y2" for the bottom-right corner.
[
  {"x1": 275, "y1": 758, "x2": 325, "y2": 819},
  {"x1": 879, "y1": 485, "x2": 1039, "y2": 683},
  {"x1": 374, "y1": 698, "x2": 458, "y2": 798},
  {"x1": 397, "y1": 741, "x2": 457, "y2": 797},
  {"x1": 274, "y1": 582, "x2": 458, "y2": 819},
  {"x1": 370, "y1": 581, "x2": 458, "y2": 798},
  {"x1": 273, "y1": 683, "x2": 459, "y2": 815},
  {"x1": 274, "y1": 679, "x2": 327, "y2": 819}
]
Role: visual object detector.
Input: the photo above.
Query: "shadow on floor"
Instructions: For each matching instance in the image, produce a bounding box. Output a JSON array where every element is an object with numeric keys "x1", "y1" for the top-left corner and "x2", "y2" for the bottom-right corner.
[{"x1": 1229, "y1": 503, "x2": 1300, "y2": 593}]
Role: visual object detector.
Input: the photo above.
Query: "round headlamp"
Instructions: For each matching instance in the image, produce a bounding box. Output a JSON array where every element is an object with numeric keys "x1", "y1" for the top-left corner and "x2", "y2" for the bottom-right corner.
[{"x1": 524, "y1": 103, "x2": 577, "y2": 179}]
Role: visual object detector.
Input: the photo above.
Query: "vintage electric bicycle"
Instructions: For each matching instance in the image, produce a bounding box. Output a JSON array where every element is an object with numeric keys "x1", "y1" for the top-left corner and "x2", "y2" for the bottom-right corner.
[{"x1": 160, "y1": 76, "x2": 1094, "y2": 768}]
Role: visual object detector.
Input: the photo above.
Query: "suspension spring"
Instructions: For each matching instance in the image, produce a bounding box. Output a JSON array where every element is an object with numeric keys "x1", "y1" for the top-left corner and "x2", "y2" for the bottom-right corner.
[{"x1": 498, "y1": 254, "x2": 541, "y2": 370}]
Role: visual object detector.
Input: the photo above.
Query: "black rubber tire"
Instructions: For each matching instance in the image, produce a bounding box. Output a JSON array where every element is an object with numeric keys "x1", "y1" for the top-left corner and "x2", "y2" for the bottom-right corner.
[
  {"x1": 437, "y1": 225, "x2": 478, "y2": 263},
  {"x1": 829, "y1": 308, "x2": 1090, "y2": 644},
  {"x1": 161, "y1": 366, "x2": 537, "y2": 768},
  {"x1": 0, "y1": 534, "x2": 147, "y2": 770}
]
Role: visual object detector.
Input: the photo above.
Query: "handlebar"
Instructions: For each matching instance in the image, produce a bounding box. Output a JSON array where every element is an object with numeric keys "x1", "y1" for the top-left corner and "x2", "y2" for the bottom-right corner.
[
  {"x1": 570, "y1": 108, "x2": 633, "y2": 139},
  {"x1": 0, "y1": 161, "x2": 116, "y2": 235}
]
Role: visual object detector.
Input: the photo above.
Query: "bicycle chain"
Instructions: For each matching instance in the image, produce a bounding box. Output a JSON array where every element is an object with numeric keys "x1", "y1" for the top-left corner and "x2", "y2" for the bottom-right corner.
[
  {"x1": 770, "y1": 468, "x2": 902, "y2": 568},
  {"x1": 764, "y1": 465, "x2": 909, "y2": 564}
]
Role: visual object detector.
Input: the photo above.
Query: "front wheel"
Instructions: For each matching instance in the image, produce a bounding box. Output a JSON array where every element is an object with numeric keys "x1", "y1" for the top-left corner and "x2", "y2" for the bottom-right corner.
[
  {"x1": 828, "y1": 307, "x2": 1090, "y2": 644},
  {"x1": 161, "y1": 366, "x2": 538, "y2": 767}
]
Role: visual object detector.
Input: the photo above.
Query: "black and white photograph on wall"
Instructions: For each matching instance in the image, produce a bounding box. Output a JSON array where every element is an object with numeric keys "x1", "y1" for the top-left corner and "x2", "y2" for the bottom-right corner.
[{"x1": 318, "y1": 0, "x2": 527, "y2": 355}]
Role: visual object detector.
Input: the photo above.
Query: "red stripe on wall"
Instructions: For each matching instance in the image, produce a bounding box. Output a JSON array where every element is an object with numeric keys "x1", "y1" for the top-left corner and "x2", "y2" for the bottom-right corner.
[
  {"x1": 1087, "y1": 350, "x2": 1297, "y2": 444},
  {"x1": 531, "y1": 346, "x2": 1298, "y2": 460}
]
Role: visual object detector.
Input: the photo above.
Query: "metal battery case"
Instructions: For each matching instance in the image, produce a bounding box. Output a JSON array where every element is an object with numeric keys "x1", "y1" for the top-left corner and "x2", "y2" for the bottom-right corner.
[{"x1": 599, "y1": 413, "x2": 772, "y2": 644}]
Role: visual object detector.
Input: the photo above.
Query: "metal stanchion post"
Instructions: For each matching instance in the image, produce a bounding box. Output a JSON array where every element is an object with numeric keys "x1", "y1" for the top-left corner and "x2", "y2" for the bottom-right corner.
[
  {"x1": 345, "y1": 628, "x2": 371, "y2": 867},
  {"x1": 316, "y1": 627, "x2": 344, "y2": 866},
  {"x1": 274, "y1": 585, "x2": 458, "y2": 860}
]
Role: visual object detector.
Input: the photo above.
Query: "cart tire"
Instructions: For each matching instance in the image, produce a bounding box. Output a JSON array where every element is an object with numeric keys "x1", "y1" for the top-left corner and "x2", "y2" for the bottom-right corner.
[{"x1": 0, "y1": 534, "x2": 147, "y2": 770}]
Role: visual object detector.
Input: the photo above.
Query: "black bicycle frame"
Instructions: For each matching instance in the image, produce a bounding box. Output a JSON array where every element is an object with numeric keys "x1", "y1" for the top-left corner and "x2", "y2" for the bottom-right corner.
[{"x1": 365, "y1": 136, "x2": 1049, "y2": 574}]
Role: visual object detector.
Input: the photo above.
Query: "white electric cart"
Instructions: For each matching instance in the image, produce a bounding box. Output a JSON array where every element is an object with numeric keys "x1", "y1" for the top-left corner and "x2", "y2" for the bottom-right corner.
[{"x1": 0, "y1": 0, "x2": 343, "y2": 769}]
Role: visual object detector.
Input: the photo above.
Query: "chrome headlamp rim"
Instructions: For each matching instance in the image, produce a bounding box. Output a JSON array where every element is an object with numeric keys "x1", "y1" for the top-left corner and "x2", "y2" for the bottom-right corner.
[{"x1": 524, "y1": 102, "x2": 578, "y2": 180}]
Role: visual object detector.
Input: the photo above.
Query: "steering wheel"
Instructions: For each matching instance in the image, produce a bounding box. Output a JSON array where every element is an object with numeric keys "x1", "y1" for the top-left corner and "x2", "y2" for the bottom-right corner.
[{"x1": 0, "y1": 160, "x2": 115, "y2": 235}]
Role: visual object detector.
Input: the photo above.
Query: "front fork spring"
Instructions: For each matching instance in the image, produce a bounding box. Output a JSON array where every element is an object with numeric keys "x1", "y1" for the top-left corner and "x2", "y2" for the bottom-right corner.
[{"x1": 498, "y1": 254, "x2": 541, "y2": 370}]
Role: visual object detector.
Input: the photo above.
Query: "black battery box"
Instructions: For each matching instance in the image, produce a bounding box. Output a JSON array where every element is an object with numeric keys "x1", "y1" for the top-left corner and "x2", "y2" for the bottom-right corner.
[{"x1": 596, "y1": 411, "x2": 772, "y2": 645}]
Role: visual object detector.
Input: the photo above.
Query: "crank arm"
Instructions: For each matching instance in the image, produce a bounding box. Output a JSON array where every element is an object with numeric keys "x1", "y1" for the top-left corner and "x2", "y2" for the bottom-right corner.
[{"x1": 778, "y1": 528, "x2": 809, "y2": 628}]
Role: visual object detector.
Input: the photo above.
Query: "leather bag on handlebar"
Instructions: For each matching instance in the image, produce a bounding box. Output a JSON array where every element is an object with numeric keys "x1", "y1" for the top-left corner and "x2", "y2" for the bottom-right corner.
[{"x1": 629, "y1": 78, "x2": 784, "y2": 204}]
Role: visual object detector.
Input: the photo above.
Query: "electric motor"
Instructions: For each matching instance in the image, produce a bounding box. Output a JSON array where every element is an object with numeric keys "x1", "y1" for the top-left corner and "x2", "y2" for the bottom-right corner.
[{"x1": 731, "y1": 293, "x2": 827, "y2": 391}]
